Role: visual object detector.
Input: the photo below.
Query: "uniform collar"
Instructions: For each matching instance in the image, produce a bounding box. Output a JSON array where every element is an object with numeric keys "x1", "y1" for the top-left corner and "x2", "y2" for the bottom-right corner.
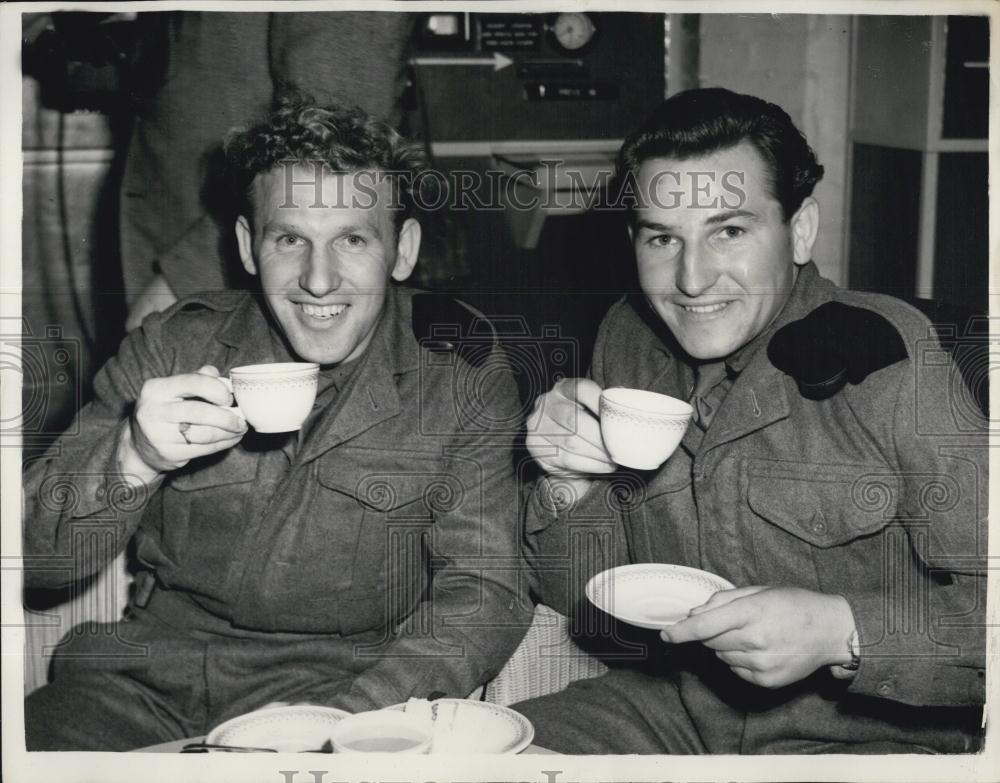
[
  {"x1": 723, "y1": 260, "x2": 831, "y2": 376},
  {"x1": 693, "y1": 261, "x2": 836, "y2": 453},
  {"x1": 214, "y1": 287, "x2": 420, "y2": 463}
]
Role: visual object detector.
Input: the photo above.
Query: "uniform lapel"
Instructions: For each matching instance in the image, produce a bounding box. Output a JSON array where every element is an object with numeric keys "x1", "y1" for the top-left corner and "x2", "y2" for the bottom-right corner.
[
  {"x1": 698, "y1": 361, "x2": 791, "y2": 453},
  {"x1": 215, "y1": 293, "x2": 282, "y2": 369},
  {"x1": 696, "y1": 263, "x2": 834, "y2": 454}
]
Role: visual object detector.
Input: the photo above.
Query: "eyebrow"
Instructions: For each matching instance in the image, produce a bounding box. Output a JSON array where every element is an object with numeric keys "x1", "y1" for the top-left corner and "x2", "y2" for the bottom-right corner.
[
  {"x1": 705, "y1": 209, "x2": 760, "y2": 225},
  {"x1": 263, "y1": 221, "x2": 374, "y2": 235},
  {"x1": 635, "y1": 210, "x2": 760, "y2": 232}
]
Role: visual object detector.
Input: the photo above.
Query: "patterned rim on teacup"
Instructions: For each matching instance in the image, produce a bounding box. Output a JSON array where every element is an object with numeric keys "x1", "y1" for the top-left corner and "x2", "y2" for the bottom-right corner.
[
  {"x1": 600, "y1": 394, "x2": 692, "y2": 423},
  {"x1": 601, "y1": 387, "x2": 693, "y2": 417},
  {"x1": 230, "y1": 362, "x2": 318, "y2": 377},
  {"x1": 232, "y1": 376, "x2": 318, "y2": 392},
  {"x1": 600, "y1": 403, "x2": 691, "y2": 429}
]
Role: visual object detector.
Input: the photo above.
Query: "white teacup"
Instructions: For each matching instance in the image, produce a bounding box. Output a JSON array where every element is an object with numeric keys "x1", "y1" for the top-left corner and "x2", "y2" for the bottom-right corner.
[
  {"x1": 220, "y1": 362, "x2": 319, "y2": 433},
  {"x1": 329, "y1": 710, "x2": 431, "y2": 754},
  {"x1": 599, "y1": 387, "x2": 693, "y2": 470}
]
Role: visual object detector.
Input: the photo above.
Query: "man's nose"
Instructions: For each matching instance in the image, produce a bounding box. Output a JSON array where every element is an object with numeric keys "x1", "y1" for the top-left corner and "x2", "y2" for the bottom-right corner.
[
  {"x1": 675, "y1": 243, "x2": 719, "y2": 297},
  {"x1": 299, "y1": 245, "x2": 342, "y2": 297}
]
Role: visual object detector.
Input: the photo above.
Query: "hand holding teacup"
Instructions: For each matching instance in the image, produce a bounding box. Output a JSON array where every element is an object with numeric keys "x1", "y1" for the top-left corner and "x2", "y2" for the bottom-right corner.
[
  {"x1": 526, "y1": 378, "x2": 693, "y2": 476},
  {"x1": 526, "y1": 378, "x2": 616, "y2": 477},
  {"x1": 123, "y1": 365, "x2": 248, "y2": 481},
  {"x1": 121, "y1": 362, "x2": 319, "y2": 483}
]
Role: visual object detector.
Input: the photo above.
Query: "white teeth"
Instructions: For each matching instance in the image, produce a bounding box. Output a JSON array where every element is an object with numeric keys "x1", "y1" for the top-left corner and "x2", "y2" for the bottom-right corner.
[
  {"x1": 682, "y1": 302, "x2": 729, "y2": 314},
  {"x1": 301, "y1": 303, "x2": 348, "y2": 319}
]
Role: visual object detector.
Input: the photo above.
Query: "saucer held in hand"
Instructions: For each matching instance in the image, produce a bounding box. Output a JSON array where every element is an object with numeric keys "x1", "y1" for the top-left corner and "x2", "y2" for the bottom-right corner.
[{"x1": 585, "y1": 563, "x2": 735, "y2": 630}]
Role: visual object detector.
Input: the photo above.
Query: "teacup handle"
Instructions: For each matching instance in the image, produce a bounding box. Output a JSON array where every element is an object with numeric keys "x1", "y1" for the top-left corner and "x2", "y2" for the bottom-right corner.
[{"x1": 217, "y1": 377, "x2": 246, "y2": 421}]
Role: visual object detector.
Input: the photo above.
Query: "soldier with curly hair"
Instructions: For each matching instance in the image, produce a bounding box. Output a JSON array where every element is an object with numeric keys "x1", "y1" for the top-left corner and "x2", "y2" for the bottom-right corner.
[{"x1": 23, "y1": 96, "x2": 531, "y2": 751}]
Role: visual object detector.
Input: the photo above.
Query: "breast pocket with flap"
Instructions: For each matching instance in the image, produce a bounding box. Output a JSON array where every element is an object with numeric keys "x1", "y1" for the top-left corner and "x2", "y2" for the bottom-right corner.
[{"x1": 744, "y1": 459, "x2": 900, "y2": 589}]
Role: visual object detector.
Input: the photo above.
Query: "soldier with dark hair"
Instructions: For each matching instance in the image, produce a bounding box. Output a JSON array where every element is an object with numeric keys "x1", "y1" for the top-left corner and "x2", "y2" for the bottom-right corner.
[{"x1": 516, "y1": 88, "x2": 987, "y2": 754}]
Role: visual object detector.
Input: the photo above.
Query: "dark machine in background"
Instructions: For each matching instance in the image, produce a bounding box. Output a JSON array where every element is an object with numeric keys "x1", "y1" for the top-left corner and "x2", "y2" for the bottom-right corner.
[{"x1": 405, "y1": 12, "x2": 665, "y2": 401}]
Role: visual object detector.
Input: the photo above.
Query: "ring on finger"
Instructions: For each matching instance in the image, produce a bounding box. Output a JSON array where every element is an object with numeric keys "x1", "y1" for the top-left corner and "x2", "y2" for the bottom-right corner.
[{"x1": 178, "y1": 421, "x2": 193, "y2": 445}]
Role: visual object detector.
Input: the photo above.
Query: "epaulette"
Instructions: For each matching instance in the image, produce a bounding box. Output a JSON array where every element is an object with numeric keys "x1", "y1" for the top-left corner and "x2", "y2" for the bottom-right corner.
[
  {"x1": 767, "y1": 301, "x2": 908, "y2": 400},
  {"x1": 411, "y1": 293, "x2": 498, "y2": 368}
]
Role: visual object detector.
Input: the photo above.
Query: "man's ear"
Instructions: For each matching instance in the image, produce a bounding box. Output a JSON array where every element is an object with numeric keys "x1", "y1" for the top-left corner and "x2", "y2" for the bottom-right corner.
[
  {"x1": 790, "y1": 197, "x2": 819, "y2": 266},
  {"x1": 391, "y1": 217, "x2": 422, "y2": 282},
  {"x1": 235, "y1": 215, "x2": 258, "y2": 276}
]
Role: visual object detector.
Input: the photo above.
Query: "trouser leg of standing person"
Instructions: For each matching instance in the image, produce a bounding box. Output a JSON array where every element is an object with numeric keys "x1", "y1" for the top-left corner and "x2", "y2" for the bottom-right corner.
[
  {"x1": 512, "y1": 668, "x2": 707, "y2": 754},
  {"x1": 24, "y1": 615, "x2": 208, "y2": 751}
]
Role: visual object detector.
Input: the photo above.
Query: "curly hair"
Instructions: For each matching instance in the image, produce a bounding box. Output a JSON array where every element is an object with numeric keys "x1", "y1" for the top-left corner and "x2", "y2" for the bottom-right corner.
[
  {"x1": 617, "y1": 87, "x2": 825, "y2": 220},
  {"x1": 225, "y1": 92, "x2": 428, "y2": 230}
]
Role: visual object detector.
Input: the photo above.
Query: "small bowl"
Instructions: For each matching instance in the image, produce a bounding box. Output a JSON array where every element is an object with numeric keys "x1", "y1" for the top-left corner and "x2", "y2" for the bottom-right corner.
[{"x1": 329, "y1": 710, "x2": 431, "y2": 754}]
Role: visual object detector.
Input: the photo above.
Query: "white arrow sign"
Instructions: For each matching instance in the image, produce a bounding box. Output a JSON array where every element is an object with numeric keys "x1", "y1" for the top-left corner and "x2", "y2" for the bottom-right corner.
[{"x1": 410, "y1": 52, "x2": 514, "y2": 72}]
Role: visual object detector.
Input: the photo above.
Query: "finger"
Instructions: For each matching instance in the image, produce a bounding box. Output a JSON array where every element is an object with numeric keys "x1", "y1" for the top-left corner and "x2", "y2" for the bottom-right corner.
[
  {"x1": 176, "y1": 423, "x2": 247, "y2": 447},
  {"x1": 559, "y1": 377, "x2": 604, "y2": 417},
  {"x1": 688, "y1": 585, "x2": 767, "y2": 615},
  {"x1": 154, "y1": 372, "x2": 234, "y2": 407},
  {"x1": 194, "y1": 365, "x2": 221, "y2": 378},
  {"x1": 546, "y1": 401, "x2": 608, "y2": 453},
  {"x1": 661, "y1": 600, "x2": 750, "y2": 644},
  {"x1": 541, "y1": 452, "x2": 617, "y2": 476},
  {"x1": 550, "y1": 429, "x2": 616, "y2": 466},
  {"x1": 532, "y1": 400, "x2": 609, "y2": 458},
  {"x1": 715, "y1": 650, "x2": 757, "y2": 669},
  {"x1": 170, "y1": 400, "x2": 248, "y2": 434}
]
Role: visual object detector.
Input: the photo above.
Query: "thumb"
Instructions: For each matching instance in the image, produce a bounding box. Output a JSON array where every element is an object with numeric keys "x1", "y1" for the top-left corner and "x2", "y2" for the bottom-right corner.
[
  {"x1": 195, "y1": 365, "x2": 221, "y2": 378},
  {"x1": 688, "y1": 585, "x2": 765, "y2": 615}
]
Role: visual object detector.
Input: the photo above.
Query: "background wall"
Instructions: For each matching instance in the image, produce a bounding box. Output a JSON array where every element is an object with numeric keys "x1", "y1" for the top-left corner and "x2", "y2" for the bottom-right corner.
[
  {"x1": 698, "y1": 14, "x2": 852, "y2": 286},
  {"x1": 20, "y1": 74, "x2": 130, "y2": 695}
]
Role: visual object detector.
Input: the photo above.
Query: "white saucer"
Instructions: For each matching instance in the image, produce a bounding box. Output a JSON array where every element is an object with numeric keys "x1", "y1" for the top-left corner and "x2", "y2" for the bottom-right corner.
[
  {"x1": 388, "y1": 699, "x2": 534, "y2": 754},
  {"x1": 585, "y1": 563, "x2": 735, "y2": 630},
  {"x1": 207, "y1": 705, "x2": 350, "y2": 752}
]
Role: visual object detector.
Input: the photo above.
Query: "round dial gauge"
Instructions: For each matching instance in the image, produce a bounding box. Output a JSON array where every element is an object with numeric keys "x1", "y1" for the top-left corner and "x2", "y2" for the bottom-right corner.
[{"x1": 550, "y1": 13, "x2": 597, "y2": 52}]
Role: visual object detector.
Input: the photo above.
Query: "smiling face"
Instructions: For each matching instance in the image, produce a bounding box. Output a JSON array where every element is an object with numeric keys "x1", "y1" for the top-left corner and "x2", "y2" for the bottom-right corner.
[
  {"x1": 629, "y1": 142, "x2": 819, "y2": 361},
  {"x1": 235, "y1": 164, "x2": 420, "y2": 366}
]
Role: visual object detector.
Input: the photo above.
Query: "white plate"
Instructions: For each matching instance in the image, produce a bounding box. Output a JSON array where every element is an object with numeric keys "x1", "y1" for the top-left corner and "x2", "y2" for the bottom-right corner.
[
  {"x1": 388, "y1": 699, "x2": 534, "y2": 754},
  {"x1": 585, "y1": 563, "x2": 735, "y2": 630},
  {"x1": 207, "y1": 705, "x2": 350, "y2": 752}
]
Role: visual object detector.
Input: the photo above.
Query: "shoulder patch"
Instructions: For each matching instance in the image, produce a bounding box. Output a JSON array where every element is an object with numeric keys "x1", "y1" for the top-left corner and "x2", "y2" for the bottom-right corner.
[
  {"x1": 767, "y1": 301, "x2": 908, "y2": 400},
  {"x1": 411, "y1": 293, "x2": 498, "y2": 368}
]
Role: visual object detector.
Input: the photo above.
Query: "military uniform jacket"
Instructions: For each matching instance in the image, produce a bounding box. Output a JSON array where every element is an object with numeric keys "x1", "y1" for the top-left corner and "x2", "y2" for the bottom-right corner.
[
  {"x1": 24, "y1": 286, "x2": 530, "y2": 711},
  {"x1": 527, "y1": 263, "x2": 987, "y2": 752}
]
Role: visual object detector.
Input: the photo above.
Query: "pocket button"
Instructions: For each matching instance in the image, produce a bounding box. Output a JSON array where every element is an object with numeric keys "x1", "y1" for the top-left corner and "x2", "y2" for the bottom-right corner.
[{"x1": 876, "y1": 680, "x2": 895, "y2": 696}]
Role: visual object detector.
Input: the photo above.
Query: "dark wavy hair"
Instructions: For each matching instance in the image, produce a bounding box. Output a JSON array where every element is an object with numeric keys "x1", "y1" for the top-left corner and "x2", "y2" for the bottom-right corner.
[
  {"x1": 618, "y1": 87, "x2": 824, "y2": 220},
  {"x1": 225, "y1": 92, "x2": 428, "y2": 231}
]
